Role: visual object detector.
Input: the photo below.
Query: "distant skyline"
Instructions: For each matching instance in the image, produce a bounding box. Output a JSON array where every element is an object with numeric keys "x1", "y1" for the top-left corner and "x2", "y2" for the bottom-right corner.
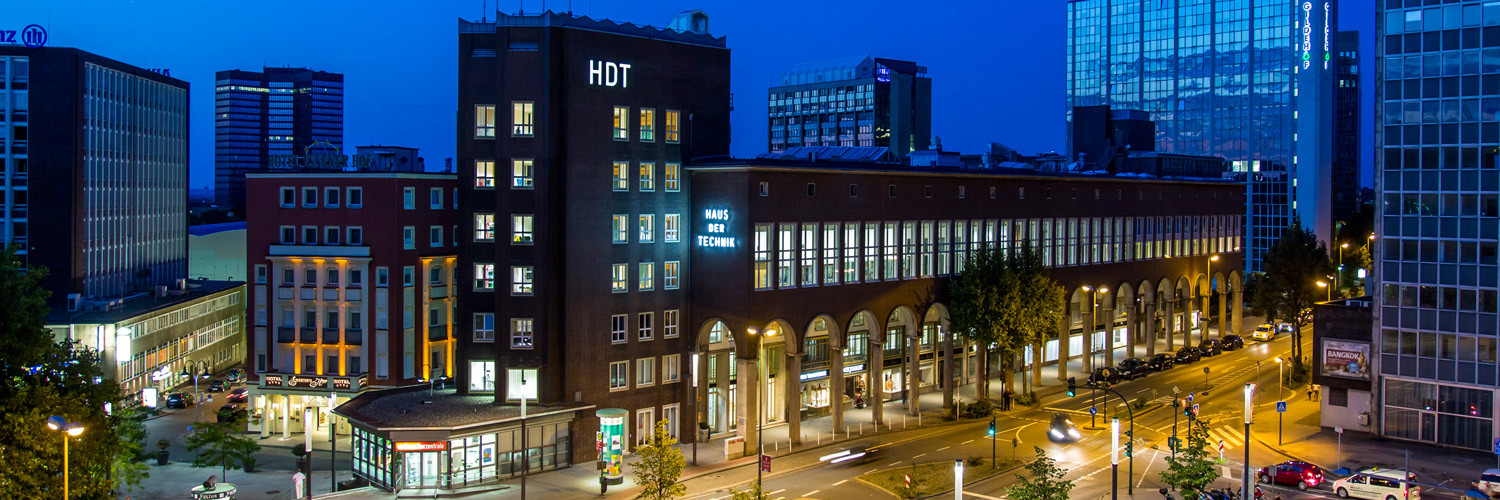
[{"x1": 7, "y1": 0, "x2": 1374, "y2": 193}]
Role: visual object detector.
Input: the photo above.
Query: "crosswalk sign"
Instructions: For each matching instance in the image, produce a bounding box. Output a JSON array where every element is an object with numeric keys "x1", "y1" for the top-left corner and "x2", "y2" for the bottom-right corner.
[
  {"x1": 1277, "y1": 401, "x2": 1287, "y2": 413},
  {"x1": 1089, "y1": 406, "x2": 1097, "y2": 416}
]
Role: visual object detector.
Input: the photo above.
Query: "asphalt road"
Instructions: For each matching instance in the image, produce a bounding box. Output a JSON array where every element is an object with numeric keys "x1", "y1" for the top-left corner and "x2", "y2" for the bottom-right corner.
[
  {"x1": 142, "y1": 380, "x2": 352, "y2": 472},
  {"x1": 685, "y1": 331, "x2": 1355, "y2": 500}
]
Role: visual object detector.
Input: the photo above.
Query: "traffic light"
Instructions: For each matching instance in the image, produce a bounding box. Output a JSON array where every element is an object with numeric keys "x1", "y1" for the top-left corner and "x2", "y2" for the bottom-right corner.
[
  {"x1": 1123, "y1": 430, "x2": 1134, "y2": 458},
  {"x1": 1066, "y1": 377, "x2": 1077, "y2": 397},
  {"x1": 987, "y1": 418, "x2": 996, "y2": 436}
]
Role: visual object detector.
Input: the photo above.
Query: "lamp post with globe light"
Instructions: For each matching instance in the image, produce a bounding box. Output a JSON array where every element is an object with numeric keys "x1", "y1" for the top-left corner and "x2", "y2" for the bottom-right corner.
[
  {"x1": 180, "y1": 360, "x2": 210, "y2": 423},
  {"x1": 46, "y1": 416, "x2": 85, "y2": 499},
  {"x1": 748, "y1": 326, "x2": 779, "y2": 495}
]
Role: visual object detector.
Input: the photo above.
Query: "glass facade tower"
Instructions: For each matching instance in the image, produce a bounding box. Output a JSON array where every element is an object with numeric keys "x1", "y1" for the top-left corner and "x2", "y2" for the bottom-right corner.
[
  {"x1": 214, "y1": 67, "x2": 344, "y2": 213},
  {"x1": 1066, "y1": 0, "x2": 1335, "y2": 272},
  {"x1": 1374, "y1": 0, "x2": 1500, "y2": 451}
]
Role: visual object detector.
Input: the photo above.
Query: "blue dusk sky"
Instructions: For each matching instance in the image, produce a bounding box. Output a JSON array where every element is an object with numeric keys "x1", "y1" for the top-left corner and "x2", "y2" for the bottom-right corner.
[{"x1": 6, "y1": 0, "x2": 1374, "y2": 192}]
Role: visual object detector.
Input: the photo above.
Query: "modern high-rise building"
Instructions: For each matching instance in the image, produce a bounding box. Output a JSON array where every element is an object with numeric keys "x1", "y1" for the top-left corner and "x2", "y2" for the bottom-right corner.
[
  {"x1": 1333, "y1": 30, "x2": 1361, "y2": 226},
  {"x1": 214, "y1": 67, "x2": 345, "y2": 213},
  {"x1": 1065, "y1": 0, "x2": 1337, "y2": 272},
  {"x1": 0, "y1": 47, "x2": 189, "y2": 305},
  {"x1": 1369, "y1": 0, "x2": 1500, "y2": 451},
  {"x1": 767, "y1": 56, "x2": 931, "y2": 157}
]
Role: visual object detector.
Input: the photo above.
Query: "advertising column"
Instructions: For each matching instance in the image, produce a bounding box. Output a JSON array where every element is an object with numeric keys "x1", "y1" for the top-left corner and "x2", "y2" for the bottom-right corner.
[{"x1": 597, "y1": 409, "x2": 627, "y2": 485}]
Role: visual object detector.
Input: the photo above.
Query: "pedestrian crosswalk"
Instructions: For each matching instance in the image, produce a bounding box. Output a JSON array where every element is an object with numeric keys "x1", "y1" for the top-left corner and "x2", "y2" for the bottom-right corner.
[{"x1": 1204, "y1": 426, "x2": 1245, "y2": 451}]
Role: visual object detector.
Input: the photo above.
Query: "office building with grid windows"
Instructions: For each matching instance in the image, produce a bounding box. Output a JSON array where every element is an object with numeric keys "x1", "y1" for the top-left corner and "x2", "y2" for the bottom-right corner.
[
  {"x1": 214, "y1": 67, "x2": 344, "y2": 213},
  {"x1": 1066, "y1": 0, "x2": 1337, "y2": 272},
  {"x1": 1333, "y1": 30, "x2": 1363, "y2": 225},
  {"x1": 767, "y1": 56, "x2": 932, "y2": 157},
  {"x1": 1371, "y1": 0, "x2": 1500, "y2": 452}
]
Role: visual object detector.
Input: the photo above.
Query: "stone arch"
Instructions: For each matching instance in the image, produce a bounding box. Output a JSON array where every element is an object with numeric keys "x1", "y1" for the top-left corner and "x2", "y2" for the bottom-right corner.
[
  {"x1": 806, "y1": 314, "x2": 842, "y2": 350},
  {"x1": 847, "y1": 309, "x2": 880, "y2": 344},
  {"x1": 695, "y1": 318, "x2": 734, "y2": 352},
  {"x1": 693, "y1": 318, "x2": 738, "y2": 436},
  {"x1": 886, "y1": 306, "x2": 918, "y2": 339}
]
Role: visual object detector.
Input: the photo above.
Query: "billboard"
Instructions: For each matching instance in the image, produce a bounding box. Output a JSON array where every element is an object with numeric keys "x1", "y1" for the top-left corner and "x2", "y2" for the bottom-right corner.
[{"x1": 1322, "y1": 339, "x2": 1370, "y2": 380}]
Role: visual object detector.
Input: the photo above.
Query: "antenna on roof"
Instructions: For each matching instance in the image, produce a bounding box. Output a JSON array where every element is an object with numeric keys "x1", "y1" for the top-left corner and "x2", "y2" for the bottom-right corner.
[{"x1": 481, "y1": 0, "x2": 486, "y2": 22}]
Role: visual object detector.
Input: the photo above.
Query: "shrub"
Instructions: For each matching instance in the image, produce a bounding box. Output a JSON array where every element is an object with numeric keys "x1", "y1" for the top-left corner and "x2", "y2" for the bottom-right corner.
[
  {"x1": 960, "y1": 400, "x2": 996, "y2": 419},
  {"x1": 1015, "y1": 392, "x2": 1039, "y2": 407},
  {"x1": 967, "y1": 455, "x2": 986, "y2": 467},
  {"x1": 292, "y1": 443, "x2": 307, "y2": 458},
  {"x1": 1132, "y1": 395, "x2": 1149, "y2": 410}
]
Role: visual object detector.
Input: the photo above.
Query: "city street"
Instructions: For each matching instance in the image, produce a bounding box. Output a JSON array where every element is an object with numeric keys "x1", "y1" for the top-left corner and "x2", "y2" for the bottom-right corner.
[{"x1": 142, "y1": 378, "x2": 353, "y2": 473}]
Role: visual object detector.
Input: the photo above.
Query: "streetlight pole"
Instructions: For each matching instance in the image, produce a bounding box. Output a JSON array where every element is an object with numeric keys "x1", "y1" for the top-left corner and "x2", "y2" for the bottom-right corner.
[
  {"x1": 46, "y1": 416, "x2": 84, "y2": 499},
  {"x1": 1207, "y1": 255, "x2": 1219, "y2": 336},
  {"x1": 521, "y1": 374, "x2": 528, "y2": 500},
  {"x1": 1097, "y1": 385, "x2": 1136, "y2": 495},
  {"x1": 1317, "y1": 281, "x2": 1330, "y2": 302},
  {"x1": 1243, "y1": 383, "x2": 1256, "y2": 500},
  {"x1": 1337, "y1": 243, "x2": 1348, "y2": 292},
  {"x1": 750, "y1": 326, "x2": 778, "y2": 495},
  {"x1": 1110, "y1": 418, "x2": 1119, "y2": 500},
  {"x1": 1275, "y1": 357, "x2": 1285, "y2": 445},
  {"x1": 1082, "y1": 285, "x2": 1109, "y2": 380}
]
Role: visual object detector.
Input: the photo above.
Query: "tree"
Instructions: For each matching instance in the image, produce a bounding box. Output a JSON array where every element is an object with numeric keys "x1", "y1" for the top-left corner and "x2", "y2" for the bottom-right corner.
[
  {"x1": 184, "y1": 420, "x2": 261, "y2": 483},
  {"x1": 1005, "y1": 446, "x2": 1075, "y2": 500},
  {"x1": 1159, "y1": 418, "x2": 1223, "y2": 497},
  {"x1": 950, "y1": 242, "x2": 1064, "y2": 401},
  {"x1": 729, "y1": 482, "x2": 765, "y2": 500},
  {"x1": 112, "y1": 407, "x2": 151, "y2": 493},
  {"x1": 1249, "y1": 215, "x2": 1333, "y2": 368},
  {"x1": 631, "y1": 419, "x2": 686, "y2": 500},
  {"x1": 0, "y1": 245, "x2": 130, "y2": 498}
]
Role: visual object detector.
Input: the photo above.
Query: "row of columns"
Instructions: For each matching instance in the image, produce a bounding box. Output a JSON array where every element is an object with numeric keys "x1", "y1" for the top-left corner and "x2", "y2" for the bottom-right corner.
[{"x1": 1060, "y1": 287, "x2": 1244, "y2": 382}]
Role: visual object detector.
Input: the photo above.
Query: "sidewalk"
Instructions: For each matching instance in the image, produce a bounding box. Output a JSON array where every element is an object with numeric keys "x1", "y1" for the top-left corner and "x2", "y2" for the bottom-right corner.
[{"x1": 122, "y1": 461, "x2": 346, "y2": 500}]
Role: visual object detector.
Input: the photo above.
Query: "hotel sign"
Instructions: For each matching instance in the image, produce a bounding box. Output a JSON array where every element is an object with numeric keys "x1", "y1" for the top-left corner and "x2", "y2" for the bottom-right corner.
[
  {"x1": 696, "y1": 208, "x2": 737, "y2": 248},
  {"x1": 1301, "y1": 2, "x2": 1313, "y2": 70},
  {"x1": 260, "y1": 374, "x2": 366, "y2": 392}
]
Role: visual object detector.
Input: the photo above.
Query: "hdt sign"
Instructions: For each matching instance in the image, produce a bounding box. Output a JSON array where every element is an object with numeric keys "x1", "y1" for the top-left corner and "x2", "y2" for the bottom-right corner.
[{"x1": 588, "y1": 60, "x2": 632, "y2": 88}]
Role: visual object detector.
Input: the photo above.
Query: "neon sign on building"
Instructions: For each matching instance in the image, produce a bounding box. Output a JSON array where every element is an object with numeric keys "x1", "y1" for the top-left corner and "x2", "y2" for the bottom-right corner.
[
  {"x1": 1301, "y1": 2, "x2": 1313, "y2": 70},
  {"x1": 696, "y1": 208, "x2": 737, "y2": 248}
]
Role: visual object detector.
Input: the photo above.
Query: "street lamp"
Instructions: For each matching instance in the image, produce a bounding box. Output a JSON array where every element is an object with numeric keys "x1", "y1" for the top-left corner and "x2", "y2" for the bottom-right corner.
[
  {"x1": 180, "y1": 360, "x2": 210, "y2": 423},
  {"x1": 748, "y1": 326, "x2": 779, "y2": 495},
  {"x1": 1316, "y1": 281, "x2": 1330, "y2": 302},
  {"x1": 1081, "y1": 286, "x2": 1109, "y2": 370},
  {"x1": 1243, "y1": 383, "x2": 1256, "y2": 500},
  {"x1": 1110, "y1": 418, "x2": 1120, "y2": 500},
  {"x1": 46, "y1": 416, "x2": 85, "y2": 499},
  {"x1": 1207, "y1": 255, "x2": 1220, "y2": 338},
  {"x1": 1337, "y1": 243, "x2": 1349, "y2": 293}
]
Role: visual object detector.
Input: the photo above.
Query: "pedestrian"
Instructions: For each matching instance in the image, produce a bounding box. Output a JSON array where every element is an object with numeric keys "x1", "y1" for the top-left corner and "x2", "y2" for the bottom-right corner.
[
  {"x1": 1307, "y1": 386, "x2": 1315, "y2": 401},
  {"x1": 1002, "y1": 389, "x2": 1012, "y2": 411}
]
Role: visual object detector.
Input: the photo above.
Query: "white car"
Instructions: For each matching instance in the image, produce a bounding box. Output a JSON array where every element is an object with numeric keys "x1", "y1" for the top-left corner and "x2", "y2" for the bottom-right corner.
[
  {"x1": 1474, "y1": 468, "x2": 1500, "y2": 497},
  {"x1": 1277, "y1": 322, "x2": 1294, "y2": 333},
  {"x1": 1252, "y1": 324, "x2": 1277, "y2": 341},
  {"x1": 1332, "y1": 468, "x2": 1420, "y2": 500}
]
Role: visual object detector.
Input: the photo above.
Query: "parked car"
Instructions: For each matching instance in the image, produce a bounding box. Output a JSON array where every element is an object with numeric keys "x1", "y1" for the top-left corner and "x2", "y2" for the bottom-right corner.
[
  {"x1": 216, "y1": 404, "x2": 247, "y2": 423},
  {"x1": 1331, "y1": 468, "x2": 1420, "y2": 499},
  {"x1": 1472, "y1": 469, "x2": 1500, "y2": 497},
  {"x1": 1147, "y1": 353, "x2": 1175, "y2": 371},
  {"x1": 226, "y1": 387, "x2": 249, "y2": 404},
  {"x1": 1174, "y1": 346, "x2": 1202, "y2": 364},
  {"x1": 207, "y1": 379, "x2": 226, "y2": 392},
  {"x1": 1221, "y1": 334, "x2": 1245, "y2": 351},
  {"x1": 1252, "y1": 323, "x2": 1278, "y2": 341},
  {"x1": 225, "y1": 369, "x2": 242, "y2": 383},
  {"x1": 1258, "y1": 460, "x2": 1323, "y2": 491},
  {"x1": 1088, "y1": 367, "x2": 1118, "y2": 386},
  {"x1": 1047, "y1": 413, "x2": 1082, "y2": 443},
  {"x1": 1198, "y1": 338, "x2": 1223, "y2": 357},
  {"x1": 1115, "y1": 358, "x2": 1149, "y2": 380},
  {"x1": 164, "y1": 393, "x2": 192, "y2": 409}
]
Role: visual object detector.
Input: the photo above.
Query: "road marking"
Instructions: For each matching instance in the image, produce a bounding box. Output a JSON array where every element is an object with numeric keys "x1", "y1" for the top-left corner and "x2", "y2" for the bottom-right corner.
[
  {"x1": 887, "y1": 461, "x2": 902, "y2": 466},
  {"x1": 804, "y1": 490, "x2": 820, "y2": 497},
  {"x1": 937, "y1": 446, "x2": 951, "y2": 451},
  {"x1": 833, "y1": 479, "x2": 848, "y2": 486},
  {"x1": 961, "y1": 439, "x2": 974, "y2": 444},
  {"x1": 963, "y1": 491, "x2": 1004, "y2": 500},
  {"x1": 866, "y1": 469, "x2": 878, "y2": 475},
  {"x1": 913, "y1": 453, "x2": 927, "y2": 459},
  {"x1": 769, "y1": 489, "x2": 786, "y2": 495}
]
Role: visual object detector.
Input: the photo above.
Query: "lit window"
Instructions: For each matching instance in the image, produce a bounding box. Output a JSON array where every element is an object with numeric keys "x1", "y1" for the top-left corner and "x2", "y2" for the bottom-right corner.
[
  {"x1": 612, "y1": 215, "x2": 629, "y2": 244},
  {"x1": 474, "y1": 213, "x2": 495, "y2": 241},
  {"x1": 639, "y1": 163, "x2": 655, "y2": 191},
  {"x1": 753, "y1": 224, "x2": 771, "y2": 290},
  {"x1": 512, "y1": 215, "x2": 534, "y2": 244},
  {"x1": 663, "y1": 310, "x2": 679, "y2": 338},
  {"x1": 510, "y1": 318, "x2": 534, "y2": 349},
  {"x1": 638, "y1": 312, "x2": 654, "y2": 341},
  {"x1": 511, "y1": 266, "x2": 534, "y2": 295},
  {"x1": 474, "y1": 263, "x2": 495, "y2": 290},
  {"x1": 512, "y1": 159, "x2": 533, "y2": 188},
  {"x1": 512, "y1": 101, "x2": 534, "y2": 137},
  {"x1": 663, "y1": 354, "x2": 680, "y2": 383},
  {"x1": 611, "y1": 314, "x2": 627, "y2": 343},
  {"x1": 638, "y1": 262, "x2": 654, "y2": 291},
  {"x1": 475, "y1": 105, "x2": 496, "y2": 138},
  {"x1": 612, "y1": 264, "x2": 627, "y2": 292},
  {"x1": 474, "y1": 313, "x2": 495, "y2": 342},
  {"x1": 639, "y1": 214, "x2": 655, "y2": 243},
  {"x1": 507, "y1": 368, "x2": 539, "y2": 400},
  {"x1": 665, "y1": 110, "x2": 681, "y2": 143},
  {"x1": 612, "y1": 106, "x2": 629, "y2": 140},
  {"x1": 664, "y1": 163, "x2": 680, "y2": 192},
  {"x1": 664, "y1": 214, "x2": 680, "y2": 242},
  {"x1": 639, "y1": 108, "x2": 656, "y2": 142},
  {"x1": 475, "y1": 160, "x2": 495, "y2": 188},
  {"x1": 609, "y1": 360, "x2": 628, "y2": 390},
  {"x1": 612, "y1": 162, "x2": 629, "y2": 191},
  {"x1": 664, "y1": 261, "x2": 680, "y2": 289}
]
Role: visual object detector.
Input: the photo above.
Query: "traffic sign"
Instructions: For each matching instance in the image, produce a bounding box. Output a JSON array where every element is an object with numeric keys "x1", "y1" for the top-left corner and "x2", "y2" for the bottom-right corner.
[
  {"x1": 1493, "y1": 437, "x2": 1500, "y2": 455},
  {"x1": 1218, "y1": 440, "x2": 1225, "y2": 452},
  {"x1": 1089, "y1": 406, "x2": 1097, "y2": 416},
  {"x1": 1192, "y1": 404, "x2": 1200, "y2": 415},
  {"x1": 1167, "y1": 436, "x2": 1180, "y2": 450},
  {"x1": 1277, "y1": 401, "x2": 1287, "y2": 413},
  {"x1": 1203, "y1": 367, "x2": 1211, "y2": 374},
  {"x1": 1187, "y1": 393, "x2": 1194, "y2": 403},
  {"x1": 1173, "y1": 386, "x2": 1180, "y2": 394},
  {"x1": 1335, "y1": 426, "x2": 1343, "y2": 434},
  {"x1": 760, "y1": 454, "x2": 771, "y2": 472}
]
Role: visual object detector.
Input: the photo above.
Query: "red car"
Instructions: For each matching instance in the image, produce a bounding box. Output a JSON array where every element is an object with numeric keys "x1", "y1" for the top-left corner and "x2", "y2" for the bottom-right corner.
[
  {"x1": 1258, "y1": 460, "x2": 1322, "y2": 490},
  {"x1": 226, "y1": 388, "x2": 249, "y2": 404}
]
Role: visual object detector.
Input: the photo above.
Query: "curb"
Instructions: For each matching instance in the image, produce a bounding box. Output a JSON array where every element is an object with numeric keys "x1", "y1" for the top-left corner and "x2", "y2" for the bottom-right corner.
[{"x1": 913, "y1": 459, "x2": 1029, "y2": 500}]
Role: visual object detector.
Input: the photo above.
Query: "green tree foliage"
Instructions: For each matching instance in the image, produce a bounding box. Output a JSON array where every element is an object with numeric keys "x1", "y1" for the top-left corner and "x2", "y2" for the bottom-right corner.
[
  {"x1": 1249, "y1": 215, "x2": 1333, "y2": 367},
  {"x1": 729, "y1": 482, "x2": 765, "y2": 500},
  {"x1": 631, "y1": 419, "x2": 687, "y2": 500},
  {"x1": 184, "y1": 420, "x2": 261, "y2": 483},
  {"x1": 0, "y1": 245, "x2": 132, "y2": 498},
  {"x1": 112, "y1": 407, "x2": 151, "y2": 492},
  {"x1": 1005, "y1": 446, "x2": 1075, "y2": 500},
  {"x1": 950, "y1": 242, "x2": 1064, "y2": 400},
  {"x1": 1159, "y1": 419, "x2": 1224, "y2": 497}
]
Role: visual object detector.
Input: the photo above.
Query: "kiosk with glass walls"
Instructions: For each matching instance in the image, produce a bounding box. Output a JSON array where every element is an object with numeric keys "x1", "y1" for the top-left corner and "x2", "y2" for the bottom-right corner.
[{"x1": 597, "y1": 408, "x2": 626, "y2": 485}]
